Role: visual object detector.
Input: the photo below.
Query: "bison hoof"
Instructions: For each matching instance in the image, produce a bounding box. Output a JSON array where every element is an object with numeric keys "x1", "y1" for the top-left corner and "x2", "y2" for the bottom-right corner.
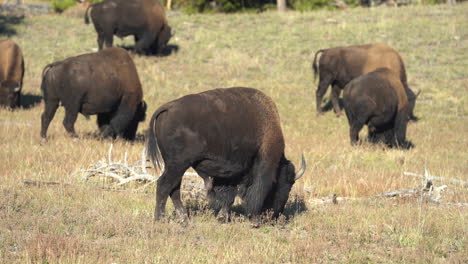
[
  {"x1": 216, "y1": 213, "x2": 229, "y2": 223},
  {"x1": 101, "y1": 125, "x2": 115, "y2": 138},
  {"x1": 40, "y1": 137, "x2": 48, "y2": 145}
]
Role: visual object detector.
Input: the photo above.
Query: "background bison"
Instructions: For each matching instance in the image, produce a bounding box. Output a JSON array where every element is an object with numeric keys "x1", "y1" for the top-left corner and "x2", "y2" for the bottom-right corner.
[
  {"x1": 343, "y1": 68, "x2": 412, "y2": 149},
  {"x1": 146, "y1": 87, "x2": 306, "y2": 222},
  {"x1": 40, "y1": 47, "x2": 146, "y2": 141},
  {"x1": 313, "y1": 43, "x2": 419, "y2": 120},
  {"x1": 0, "y1": 39, "x2": 24, "y2": 109},
  {"x1": 85, "y1": 0, "x2": 172, "y2": 55}
]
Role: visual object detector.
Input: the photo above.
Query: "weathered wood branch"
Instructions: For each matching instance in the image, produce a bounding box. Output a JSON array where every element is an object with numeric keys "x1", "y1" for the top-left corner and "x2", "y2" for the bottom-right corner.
[{"x1": 404, "y1": 169, "x2": 468, "y2": 187}]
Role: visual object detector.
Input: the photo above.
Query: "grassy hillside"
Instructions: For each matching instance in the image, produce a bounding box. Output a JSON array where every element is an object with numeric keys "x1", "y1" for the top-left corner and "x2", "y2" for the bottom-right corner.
[{"x1": 1, "y1": 4, "x2": 467, "y2": 263}]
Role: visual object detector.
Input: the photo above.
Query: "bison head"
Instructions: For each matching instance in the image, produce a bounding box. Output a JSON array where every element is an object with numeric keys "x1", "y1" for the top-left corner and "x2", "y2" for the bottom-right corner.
[
  {"x1": 263, "y1": 154, "x2": 306, "y2": 217},
  {"x1": 152, "y1": 24, "x2": 173, "y2": 54},
  {"x1": 0, "y1": 80, "x2": 21, "y2": 109}
]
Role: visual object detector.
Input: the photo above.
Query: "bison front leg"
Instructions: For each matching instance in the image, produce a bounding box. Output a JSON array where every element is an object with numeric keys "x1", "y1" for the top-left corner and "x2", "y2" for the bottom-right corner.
[
  {"x1": 97, "y1": 112, "x2": 114, "y2": 139},
  {"x1": 155, "y1": 165, "x2": 189, "y2": 223},
  {"x1": 393, "y1": 110, "x2": 412, "y2": 149},
  {"x1": 243, "y1": 158, "x2": 275, "y2": 223},
  {"x1": 107, "y1": 98, "x2": 137, "y2": 139},
  {"x1": 331, "y1": 85, "x2": 342, "y2": 117},
  {"x1": 40, "y1": 99, "x2": 59, "y2": 141}
]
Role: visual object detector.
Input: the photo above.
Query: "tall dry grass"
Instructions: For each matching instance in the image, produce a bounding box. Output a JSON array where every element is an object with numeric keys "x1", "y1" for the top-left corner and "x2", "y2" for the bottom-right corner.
[{"x1": 0, "y1": 4, "x2": 467, "y2": 263}]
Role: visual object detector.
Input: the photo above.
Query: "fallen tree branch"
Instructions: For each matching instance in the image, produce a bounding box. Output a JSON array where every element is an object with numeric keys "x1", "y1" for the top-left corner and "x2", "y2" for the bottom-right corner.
[
  {"x1": 23, "y1": 179, "x2": 62, "y2": 186},
  {"x1": 404, "y1": 169, "x2": 468, "y2": 187}
]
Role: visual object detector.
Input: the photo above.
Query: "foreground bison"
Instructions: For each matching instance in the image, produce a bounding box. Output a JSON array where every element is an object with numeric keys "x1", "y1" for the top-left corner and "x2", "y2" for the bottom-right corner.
[
  {"x1": 146, "y1": 87, "x2": 306, "y2": 223},
  {"x1": 343, "y1": 68, "x2": 412, "y2": 148},
  {"x1": 40, "y1": 47, "x2": 146, "y2": 141},
  {"x1": 85, "y1": 0, "x2": 172, "y2": 55},
  {"x1": 313, "y1": 43, "x2": 419, "y2": 120},
  {"x1": 0, "y1": 40, "x2": 24, "y2": 108}
]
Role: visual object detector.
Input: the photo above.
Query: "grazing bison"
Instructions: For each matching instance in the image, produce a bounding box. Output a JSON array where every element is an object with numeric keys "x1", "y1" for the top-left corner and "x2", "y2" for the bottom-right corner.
[
  {"x1": 146, "y1": 87, "x2": 306, "y2": 223},
  {"x1": 343, "y1": 68, "x2": 412, "y2": 148},
  {"x1": 312, "y1": 43, "x2": 419, "y2": 120},
  {"x1": 40, "y1": 47, "x2": 146, "y2": 141},
  {"x1": 0, "y1": 39, "x2": 24, "y2": 109},
  {"x1": 85, "y1": 0, "x2": 172, "y2": 55}
]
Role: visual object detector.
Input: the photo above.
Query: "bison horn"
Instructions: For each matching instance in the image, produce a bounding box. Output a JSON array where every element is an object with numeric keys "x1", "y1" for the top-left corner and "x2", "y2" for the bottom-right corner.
[
  {"x1": 416, "y1": 89, "x2": 421, "y2": 98},
  {"x1": 14, "y1": 83, "x2": 21, "y2": 92},
  {"x1": 294, "y1": 153, "x2": 307, "y2": 181}
]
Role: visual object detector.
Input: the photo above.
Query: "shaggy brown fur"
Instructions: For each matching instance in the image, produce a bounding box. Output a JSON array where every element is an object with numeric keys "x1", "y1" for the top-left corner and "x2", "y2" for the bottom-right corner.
[
  {"x1": 40, "y1": 47, "x2": 146, "y2": 141},
  {"x1": 85, "y1": 0, "x2": 172, "y2": 55},
  {"x1": 0, "y1": 39, "x2": 24, "y2": 108},
  {"x1": 343, "y1": 68, "x2": 412, "y2": 148},
  {"x1": 146, "y1": 87, "x2": 306, "y2": 222}
]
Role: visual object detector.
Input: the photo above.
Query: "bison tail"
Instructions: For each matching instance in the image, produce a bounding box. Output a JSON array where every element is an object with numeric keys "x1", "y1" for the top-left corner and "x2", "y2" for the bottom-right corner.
[
  {"x1": 146, "y1": 110, "x2": 166, "y2": 174},
  {"x1": 84, "y1": 5, "x2": 92, "y2": 24},
  {"x1": 312, "y1": 49, "x2": 324, "y2": 80},
  {"x1": 40, "y1": 63, "x2": 55, "y2": 93}
]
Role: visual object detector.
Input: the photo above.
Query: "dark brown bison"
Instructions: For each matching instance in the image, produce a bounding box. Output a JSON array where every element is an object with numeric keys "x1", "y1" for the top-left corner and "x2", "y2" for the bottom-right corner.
[
  {"x1": 85, "y1": 0, "x2": 172, "y2": 55},
  {"x1": 40, "y1": 47, "x2": 146, "y2": 141},
  {"x1": 146, "y1": 87, "x2": 306, "y2": 223},
  {"x1": 343, "y1": 68, "x2": 412, "y2": 148},
  {"x1": 0, "y1": 39, "x2": 24, "y2": 109},
  {"x1": 313, "y1": 43, "x2": 419, "y2": 120}
]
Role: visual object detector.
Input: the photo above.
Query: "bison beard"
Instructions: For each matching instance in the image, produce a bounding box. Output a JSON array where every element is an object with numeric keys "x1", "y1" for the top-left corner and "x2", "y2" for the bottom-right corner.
[
  {"x1": 40, "y1": 47, "x2": 146, "y2": 141},
  {"x1": 146, "y1": 87, "x2": 306, "y2": 223}
]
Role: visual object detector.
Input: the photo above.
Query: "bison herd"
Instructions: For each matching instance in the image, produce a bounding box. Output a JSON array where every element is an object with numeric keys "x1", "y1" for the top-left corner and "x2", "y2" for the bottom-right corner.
[{"x1": 0, "y1": 0, "x2": 420, "y2": 223}]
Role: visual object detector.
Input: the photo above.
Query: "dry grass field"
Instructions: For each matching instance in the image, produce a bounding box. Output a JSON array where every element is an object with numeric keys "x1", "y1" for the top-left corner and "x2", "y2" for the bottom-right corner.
[{"x1": 1, "y1": 3, "x2": 467, "y2": 263}]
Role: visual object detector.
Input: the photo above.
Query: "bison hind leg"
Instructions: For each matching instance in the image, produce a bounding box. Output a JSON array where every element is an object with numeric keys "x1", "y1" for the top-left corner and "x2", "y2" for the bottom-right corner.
[
  {"x1": 40, "y1": 99, "x2": 59, "y2": 140},
  {"x1": 155, "y1": 165, "x2": 190, "y2": 223}
]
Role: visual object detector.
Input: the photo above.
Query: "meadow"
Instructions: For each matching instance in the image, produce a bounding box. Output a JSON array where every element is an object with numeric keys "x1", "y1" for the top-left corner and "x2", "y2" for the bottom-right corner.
[{"x1": 0, "y1": 3, "x2": 467, "y2": 263}]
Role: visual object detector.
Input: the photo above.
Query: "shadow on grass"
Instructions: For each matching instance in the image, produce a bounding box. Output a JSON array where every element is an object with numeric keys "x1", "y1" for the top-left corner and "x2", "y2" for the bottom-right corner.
[
  {"x1": 0, "y1": 15, "x2": 24, "y2": 37},
  {"x1": 20, "y1": 93, "x2": 42, "y2": 109},
  {"x1": 81, "y1": 131, "x2": 146, "y2": 143},
  {"x1": 183, "y1": 193, "x2": 308, "y2": 225},
  {"x1": 118, "y1": 44, "x2": 180, "y2": 57}
]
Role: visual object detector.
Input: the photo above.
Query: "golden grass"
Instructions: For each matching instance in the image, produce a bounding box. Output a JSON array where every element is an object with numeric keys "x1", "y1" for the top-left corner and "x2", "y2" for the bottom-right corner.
[{"x1": 0, "y1": 4, "x2": 467, "y2": 263}]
